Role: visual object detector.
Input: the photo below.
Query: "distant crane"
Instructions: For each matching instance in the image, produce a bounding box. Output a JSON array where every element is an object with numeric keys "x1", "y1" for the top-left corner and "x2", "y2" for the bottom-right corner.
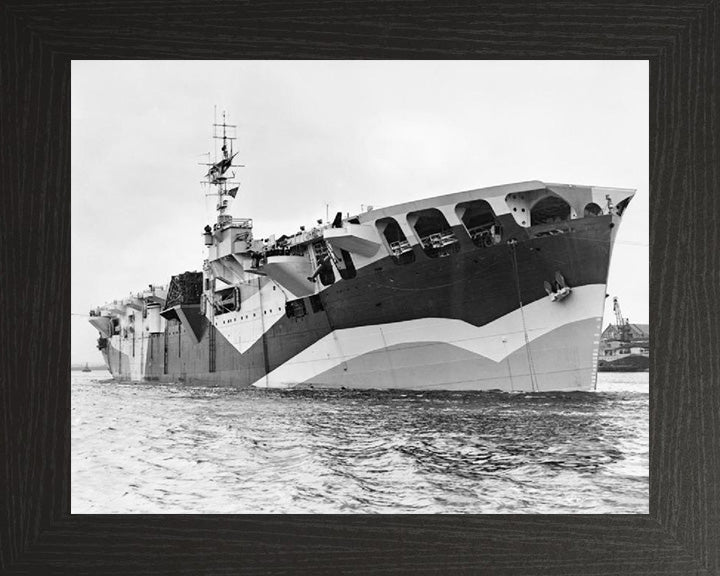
[{"x1": 613, "y1": 297, "x2": 633, "y2": 342}]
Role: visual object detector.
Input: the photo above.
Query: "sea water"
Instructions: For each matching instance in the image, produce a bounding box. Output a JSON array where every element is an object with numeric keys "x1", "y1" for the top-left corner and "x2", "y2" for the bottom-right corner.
[{"x1": 71, "y1": 371, "x2": 648, "y2": 513}]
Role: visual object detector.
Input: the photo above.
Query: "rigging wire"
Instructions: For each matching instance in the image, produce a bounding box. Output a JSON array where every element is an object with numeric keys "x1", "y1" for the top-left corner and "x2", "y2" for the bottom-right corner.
[{"x1": 508, "y1": 240, "x2": 539, "y2": 393}]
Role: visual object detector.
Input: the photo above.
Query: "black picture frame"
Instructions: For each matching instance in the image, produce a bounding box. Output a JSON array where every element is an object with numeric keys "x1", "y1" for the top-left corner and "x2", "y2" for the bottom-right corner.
[{"x1": 1, "y1": 1, "x2": 718, "y2": 574}]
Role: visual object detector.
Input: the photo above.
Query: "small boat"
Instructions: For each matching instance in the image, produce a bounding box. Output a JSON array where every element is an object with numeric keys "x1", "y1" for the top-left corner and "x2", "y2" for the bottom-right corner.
[{"x1": 82, "y1": 363, "x2": 92, "y2": 372}]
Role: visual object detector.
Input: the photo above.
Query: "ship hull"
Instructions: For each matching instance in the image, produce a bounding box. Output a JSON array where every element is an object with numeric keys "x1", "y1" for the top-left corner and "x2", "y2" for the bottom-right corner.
[
  {"x1": 98, "y1": 212, "x2": 616, "y2": 391},
  {"x1": 258, "y1": 298, "x2": 603, "y2": 391}
]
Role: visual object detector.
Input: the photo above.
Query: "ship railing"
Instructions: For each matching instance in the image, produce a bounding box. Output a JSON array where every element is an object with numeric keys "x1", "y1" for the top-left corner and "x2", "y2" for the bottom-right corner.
[
  {"x1": 420, "y1": 231, "x2": 458, "y2": 250},
  {"x1": 466, "y1": 224, "x2": 493, "y2": 238},
  {"x1": 215, "y1": 217, "x2": 253, "y2": 231},
  {"x1": 531, "y1": 225, "x2": 568, "y2": 239},
  {"x1": 283, "y1": 227, "x2": 323, "y2": 248},
  {"x1": 312, "y1": 239, "x2": 329, "y2": 259},
  {"x1": 300, "y1": 227, "x2": 323, "y2": 243},
  {"x1": 231, "y1": 218, "x2": 253, "y2": 228},
  {"x1": 466, "y1": 224, "x2": 502, "y2": 246},
  {"x1": 389, "y1": 239, "x2": 413, "y2": 257},
  {"x1": 265, "y1": 248, "x2": 284, "y2": 257}
]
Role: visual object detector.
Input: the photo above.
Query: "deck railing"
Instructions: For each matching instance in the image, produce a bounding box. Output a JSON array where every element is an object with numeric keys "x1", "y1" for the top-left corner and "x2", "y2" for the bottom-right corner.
[
  {"x1": 389, "y1": 239, "x2": 413, "y2": 257},
  {"x1": 215, "y1": 217, "x2": 253, "y2": 230},
  {"x1": 420, "y1": 231, "x2": 458, "y2": 250}
]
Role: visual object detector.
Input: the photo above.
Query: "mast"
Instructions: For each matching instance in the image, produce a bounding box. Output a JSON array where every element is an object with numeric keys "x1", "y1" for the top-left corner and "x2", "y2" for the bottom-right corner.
[
  {"x1": 200, "y1": 110, "x2": 253, "y2": 282},
  {"x1": 203, "y1": 110, "x2": 241, "y2": 225}
]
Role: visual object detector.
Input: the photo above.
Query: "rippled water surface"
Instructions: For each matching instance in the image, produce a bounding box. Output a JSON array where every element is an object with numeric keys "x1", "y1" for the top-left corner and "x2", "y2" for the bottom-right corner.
[{"x1": 72, "y1": 372, "x2": 648, "y2": 513}]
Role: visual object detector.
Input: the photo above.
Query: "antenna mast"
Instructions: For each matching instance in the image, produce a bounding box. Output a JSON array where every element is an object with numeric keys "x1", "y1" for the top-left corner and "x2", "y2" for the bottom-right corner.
[{"x1": 202, "y1": 109, "x2": 242, "y2": 225}]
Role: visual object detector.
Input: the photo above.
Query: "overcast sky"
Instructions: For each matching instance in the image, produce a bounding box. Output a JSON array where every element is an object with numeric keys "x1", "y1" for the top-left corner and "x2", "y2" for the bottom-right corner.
[{"x1": 71, "y1": 60, "x2": 648, "y2": 365}]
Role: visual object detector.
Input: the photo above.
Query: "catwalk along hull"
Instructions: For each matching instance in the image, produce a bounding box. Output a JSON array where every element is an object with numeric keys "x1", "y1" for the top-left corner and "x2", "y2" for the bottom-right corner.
[{"x1": 92, "y1": 181, "x2": 630, "y2": 392}]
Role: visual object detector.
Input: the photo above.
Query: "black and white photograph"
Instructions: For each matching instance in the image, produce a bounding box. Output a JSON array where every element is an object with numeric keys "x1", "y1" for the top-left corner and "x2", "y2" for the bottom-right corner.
[{"x1": 71, "y1": 60, "x2": 648, "y2": 514}]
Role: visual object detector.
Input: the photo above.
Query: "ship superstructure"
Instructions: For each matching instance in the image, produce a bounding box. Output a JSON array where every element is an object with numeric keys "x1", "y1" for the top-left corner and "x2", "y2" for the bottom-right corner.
[{"x1": 89, "y1": 114, "x2": 637, "y2": 391}]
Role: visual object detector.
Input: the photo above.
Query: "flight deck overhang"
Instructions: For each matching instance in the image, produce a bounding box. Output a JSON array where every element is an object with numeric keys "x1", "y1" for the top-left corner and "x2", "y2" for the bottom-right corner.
[
  {"x1": 89, "y1": 316, "x2": 113, "y2": 338},
  {"x1": 160, "y1": 304, "x2": 206, "y2": 344},
  {"x1": 323, "y1": 224, "x2": 382, "y2": 257},
  {"x1": 263, "y1": 255, "x2": 315, "y2": 298}
]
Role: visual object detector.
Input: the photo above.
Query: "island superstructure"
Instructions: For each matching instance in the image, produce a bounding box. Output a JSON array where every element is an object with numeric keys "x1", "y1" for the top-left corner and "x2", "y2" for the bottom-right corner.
[{"x1": 89, "y1": 114, "x2": 636, "y2": 391}]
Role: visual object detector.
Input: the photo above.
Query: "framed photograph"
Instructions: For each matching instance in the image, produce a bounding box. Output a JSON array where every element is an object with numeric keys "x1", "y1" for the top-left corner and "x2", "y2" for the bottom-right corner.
[
  {"x1": 2, "y1": 2, "x2": 717, "y2": 574},
  {"x1": 70, "y1": 59, "x2": 649, "y2": 517}
]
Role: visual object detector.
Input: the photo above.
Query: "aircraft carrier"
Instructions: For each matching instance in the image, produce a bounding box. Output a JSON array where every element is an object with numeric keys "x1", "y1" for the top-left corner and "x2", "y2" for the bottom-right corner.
[{"x1": 89, "y1": 114, "x2": 636, "y2": 391}]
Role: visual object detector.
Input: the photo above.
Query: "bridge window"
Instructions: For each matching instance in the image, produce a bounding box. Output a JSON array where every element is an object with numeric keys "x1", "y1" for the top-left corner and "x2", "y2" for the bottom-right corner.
[
  {"x1": 456, "y1": 200, "x2": 502, "y2": 247},
  {"x1": 530, "y1": 195, "x2": 571, "y2": 226},
  {"x1": 376, "y1": 217, "x2": 415, "y2": 265},
  {"x1": 407, "y1": 208, "x2": 459, "y2": 258}
]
